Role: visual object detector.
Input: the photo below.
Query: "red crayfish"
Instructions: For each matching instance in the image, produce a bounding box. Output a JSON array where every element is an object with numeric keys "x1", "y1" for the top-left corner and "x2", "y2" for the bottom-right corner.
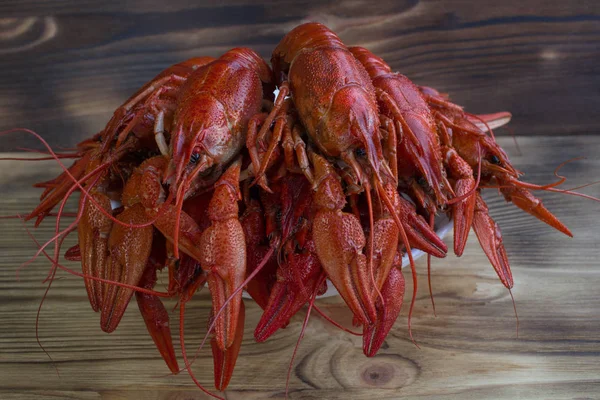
[{"x1": 5, "y1": 22, "x2": 598, "y2": 398}]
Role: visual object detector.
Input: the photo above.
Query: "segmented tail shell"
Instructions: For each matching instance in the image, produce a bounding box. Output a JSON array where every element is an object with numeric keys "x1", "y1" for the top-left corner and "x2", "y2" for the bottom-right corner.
[
  {"x1": 220, "y1": 47, "x2": 273, "y2": 84},
  {"x1": 349, "y1": 46, "x2": 392, "y2": 79},
  {"x1": 272, "y1": 22, "x2": 346, "y2": 80}
]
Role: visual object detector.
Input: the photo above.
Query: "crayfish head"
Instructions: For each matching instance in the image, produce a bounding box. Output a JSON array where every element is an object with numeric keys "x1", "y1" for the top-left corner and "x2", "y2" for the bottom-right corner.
[
  {"x1": 454, "y1": 128, "x2": 520, "y2": 182},
  {"x1": 317, "y1": 84, "x2": 392, "y2": 187},
  {"x1": 401, "y1": 111, "x2": 449, "y2": 207},
  {"x1": 329, "y1": 111, "x2": 393, "y2": 199},
  {"x1": 478, "y1": 134, "x2": 520, "y2": 180},
  {"x1": 167, "y1": 110, "x2": 237, "y2": 198},
  {"x1": 348, "y1": 105, "x2": 393, "y2": 185}
]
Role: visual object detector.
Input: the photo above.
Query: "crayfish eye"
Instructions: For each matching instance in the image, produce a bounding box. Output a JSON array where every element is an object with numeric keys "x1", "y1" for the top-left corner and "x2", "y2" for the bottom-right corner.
[
  {"x1": 489, "y1": 155, "x2": 501, "y2": 165},
  {"x1": 417, "y1": 176, "x2": 427, "y2": 187},
  {"x1": 189, "y1": 152, "x2": 200, "y2": 164},
  {"x1": 355, "y1": 148, "x2": 366, "y2": 158}
]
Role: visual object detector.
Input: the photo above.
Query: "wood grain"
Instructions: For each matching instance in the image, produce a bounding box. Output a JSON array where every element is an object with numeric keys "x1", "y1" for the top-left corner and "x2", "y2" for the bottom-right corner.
[
  {"x1": 1, "y1": 135, "x2": 599, "y2": 399},
  {"x1": 1, "y1": 1, "x2": 600, "y2": 399},
  {"x1": 0, "y1": 0, "x2": 599, "y2": 151}
]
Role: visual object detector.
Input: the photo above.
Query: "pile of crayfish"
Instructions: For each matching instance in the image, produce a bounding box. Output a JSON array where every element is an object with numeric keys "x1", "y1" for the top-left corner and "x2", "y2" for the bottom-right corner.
[{"x1": 17, "y1": 23, "x2": 590, "y2": 395}]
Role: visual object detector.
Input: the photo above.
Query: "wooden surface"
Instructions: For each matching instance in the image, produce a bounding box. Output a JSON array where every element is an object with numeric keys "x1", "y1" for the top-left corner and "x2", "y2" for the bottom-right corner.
[{"x1": 1, "y1": 1, "x2": 600, "y2": 399}]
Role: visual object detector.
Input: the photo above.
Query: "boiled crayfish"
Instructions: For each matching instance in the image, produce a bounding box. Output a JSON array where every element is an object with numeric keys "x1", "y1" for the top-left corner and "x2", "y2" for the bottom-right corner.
[{"x1": 8, "y1": 22, "x2": 596, "y2": 397}]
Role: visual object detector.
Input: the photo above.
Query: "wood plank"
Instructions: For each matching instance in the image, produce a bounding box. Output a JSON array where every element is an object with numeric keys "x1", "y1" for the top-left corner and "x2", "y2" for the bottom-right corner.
[
  {"x1": 1, "y1": 135, "x2": 599, "y2": 398},
  {"x1": 1, "y1": 0, "x2": 599, "y2": 151}
]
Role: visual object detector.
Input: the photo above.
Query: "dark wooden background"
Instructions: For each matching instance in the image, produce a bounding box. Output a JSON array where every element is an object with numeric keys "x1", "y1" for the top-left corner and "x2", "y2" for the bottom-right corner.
[
  {"x1": 1, "y1": 1, "x2": 600, "y2": 399},
  {"x1": 1, "y1": 0, "x2": 599, "y2": 151}
]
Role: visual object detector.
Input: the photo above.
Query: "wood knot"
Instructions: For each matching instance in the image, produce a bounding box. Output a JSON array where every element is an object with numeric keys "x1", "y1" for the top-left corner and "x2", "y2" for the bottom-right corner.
[
  {"x1": 361, "y1": 362, "x2": 394, "y2": 386},
  {"x1": 0, "y1": 17, "x2": 57, "y2": 55},
  {"x1": 298, "y1": 343, "x2": 421, "y2": 389}
]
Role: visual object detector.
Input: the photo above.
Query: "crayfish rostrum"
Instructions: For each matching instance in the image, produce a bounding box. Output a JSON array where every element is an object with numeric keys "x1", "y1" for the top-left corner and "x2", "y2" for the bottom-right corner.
[{"x1": 8, "y1": 22, "x2": 597, "y2": 397}]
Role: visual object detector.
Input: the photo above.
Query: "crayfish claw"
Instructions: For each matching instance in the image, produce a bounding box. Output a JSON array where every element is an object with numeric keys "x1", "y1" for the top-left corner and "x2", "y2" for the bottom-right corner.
[
  {"x1": 452, "y1": 179, "x2": 477, "y2": 257},
  {"x1": 396, "y1": 196, "x2": 447, "y2": 258},
  {"x1": 79, "y1": 191, "x2": 113, "y2": 312},
  {"x1": 211, "y1": 301, "x2": 245, "y2": 391},
  {"x1": 313, "y1": 212, "x2": 377, "y2": 324},
  {"x1": 472, "y1": 193, "x2": 513, "y2": 289},
  {"x1": 254, "y1": 251, "x2": 322, "y2": 342},
  {"x1": 363, "y1": 266, "x2": 405, "y2": 357},
  {"x1": 100, "y1": 204, "x2": 153, "y2": 332},
  {"x1": 199, "y1": 160, "x2": 246, "y2": 350},
  {"x1": 135, "y1": 237, "x2": 179, "y2": 374},
  {"x1": 136, "y1": 284, "x2": 180, "y2": 374},
  {"x1": 205, "y1": 270, "x2": 244, "y2": 350},
  {"x1": 502, "y1": 185, "x2": 572, "y2": 237},
  {"x1": 311, "y1": 155, "x2": 377, "y2": 325},
  {"x1": 468, "y1": 111, "x2": 512, "y2": 132}
]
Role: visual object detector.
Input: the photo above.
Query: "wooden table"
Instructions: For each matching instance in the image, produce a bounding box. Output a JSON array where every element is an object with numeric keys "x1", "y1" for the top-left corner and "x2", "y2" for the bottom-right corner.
[{"x1": 1, "y1": 1, "x2": 599, "y2": 399}]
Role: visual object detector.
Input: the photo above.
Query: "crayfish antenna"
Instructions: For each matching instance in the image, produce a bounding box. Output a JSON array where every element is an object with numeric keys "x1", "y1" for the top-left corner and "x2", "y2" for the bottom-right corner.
[
  {"x1": 31, "y1": 236, "x2": 172, "y2": 298},
  {"x1": 426, "y1": 213, "x2": 437, "y2": 317},
  {"x1": 179, "y1": 294, "x2": 225, "y2": 400},
  {"x1": 509, "y1": 288, "x2": 520, "y2": 339},
  {"x1": 2, "y1": 128, "x2": 170, "y2": 233},
  {"x1": 19, "y1": 154, "x2": 171, "y2": 322},
  {"x1": 25, "y1": 155, "x2": 92, "y2": 227},
  {"x1": 24, "y1": 205, "x2": 173, "y2": 367},
  {"x1": 313, "y1": 305, "x2": 362, "y2": 336},
  {"x1": 19, "y1": 218, "x2": 63, "y2": 377},
  {"x1": 285, "y1": 273, "x2": 326, "y2": 399}
]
